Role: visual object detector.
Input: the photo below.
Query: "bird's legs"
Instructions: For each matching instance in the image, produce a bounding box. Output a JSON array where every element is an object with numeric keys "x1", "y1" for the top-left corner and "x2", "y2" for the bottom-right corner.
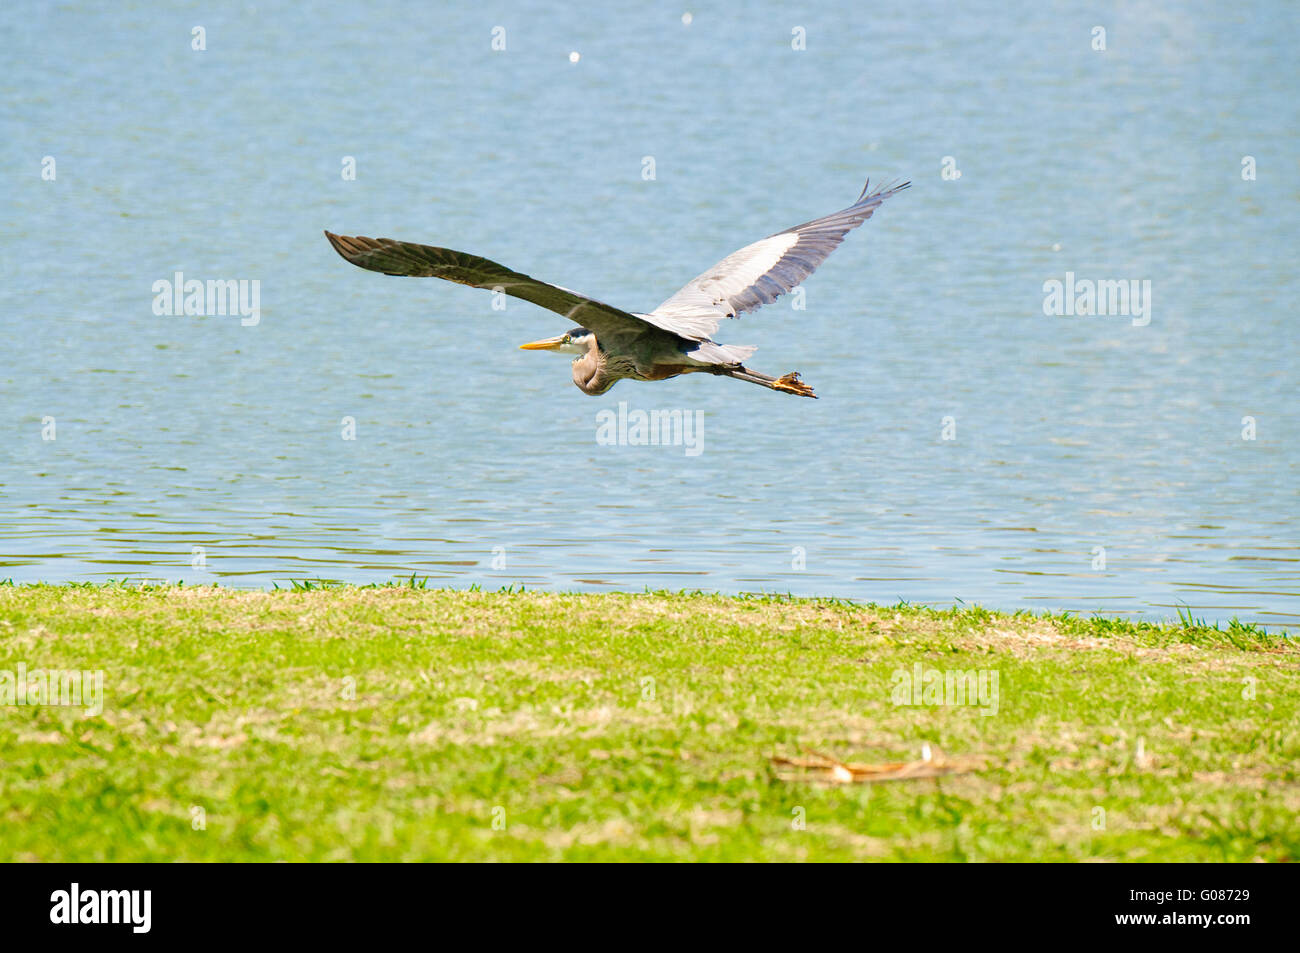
[
  {"x1": 716, "y1": 366, "x2": 817, "y2": 398},
  {"x1": 771, "y1": 372, "x2": 817, "y2": 397}
]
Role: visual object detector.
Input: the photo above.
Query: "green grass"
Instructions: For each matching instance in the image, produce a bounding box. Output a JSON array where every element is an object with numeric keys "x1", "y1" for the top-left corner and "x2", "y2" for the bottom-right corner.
[{"x1": 1, "y1": 584, "x2": 1296, "y2": 861}]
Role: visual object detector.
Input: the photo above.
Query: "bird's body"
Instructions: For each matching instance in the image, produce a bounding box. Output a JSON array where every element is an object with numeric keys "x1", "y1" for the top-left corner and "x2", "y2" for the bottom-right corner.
[
  {"x1": 325, "y1": 178, "x2": 908, "y2": 399},
  {"x1": 547, "y1": 324, "x2": 752, "y2": 396}
]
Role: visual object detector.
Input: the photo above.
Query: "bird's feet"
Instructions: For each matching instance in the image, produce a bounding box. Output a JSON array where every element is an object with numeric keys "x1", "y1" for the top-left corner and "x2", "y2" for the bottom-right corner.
[{"x1": 772, "y1": 372, "x2": 817, "y2": 398}]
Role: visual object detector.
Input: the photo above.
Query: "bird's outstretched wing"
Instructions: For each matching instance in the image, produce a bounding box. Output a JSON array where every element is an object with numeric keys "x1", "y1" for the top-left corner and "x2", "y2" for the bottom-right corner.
[
  {"x1": 324, "y1": 231, "x2": 655, "y2": 340},
  {"x1": 648, "y1": 179, "x2": 910, "y2": 340}
]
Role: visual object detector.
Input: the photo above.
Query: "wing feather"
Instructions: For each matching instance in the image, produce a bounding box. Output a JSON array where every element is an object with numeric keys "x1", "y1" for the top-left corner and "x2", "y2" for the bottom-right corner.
[
  {"x1": 648, "y1": 178, "x2": 910, "y2": 339},
  {"x1": 323, "y1": 232, "x2": 655, "y2": 340}
]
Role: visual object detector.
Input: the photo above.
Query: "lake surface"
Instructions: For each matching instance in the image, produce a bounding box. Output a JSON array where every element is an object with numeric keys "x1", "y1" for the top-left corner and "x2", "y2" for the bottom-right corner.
[{"x1": 3, "y1": 2, "x2": 1297, "y2": 630}]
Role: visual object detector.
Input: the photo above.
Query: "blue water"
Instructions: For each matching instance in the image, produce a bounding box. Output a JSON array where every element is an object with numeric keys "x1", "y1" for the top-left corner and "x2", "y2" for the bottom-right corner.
[{"x1": 2, "y1": 2, "x2": 1297, "y2": 629}]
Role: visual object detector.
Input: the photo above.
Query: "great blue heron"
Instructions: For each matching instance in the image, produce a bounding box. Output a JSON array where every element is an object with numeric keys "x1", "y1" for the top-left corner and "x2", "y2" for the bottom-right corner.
[{"x1": 325, "y1": 178, "x2": 908, "y2": 399}]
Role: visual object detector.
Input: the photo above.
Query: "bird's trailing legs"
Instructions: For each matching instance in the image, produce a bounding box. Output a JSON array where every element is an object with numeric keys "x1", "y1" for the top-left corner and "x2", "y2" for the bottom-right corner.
[{"x1": 716, "y1": 366, "x2": 817, "y2": 398}]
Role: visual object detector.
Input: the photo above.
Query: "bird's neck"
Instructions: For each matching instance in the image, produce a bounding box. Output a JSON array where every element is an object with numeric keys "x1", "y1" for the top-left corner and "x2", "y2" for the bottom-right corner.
[{"x1": 572, "y1": 337, "x2": 611, "y2": 395}]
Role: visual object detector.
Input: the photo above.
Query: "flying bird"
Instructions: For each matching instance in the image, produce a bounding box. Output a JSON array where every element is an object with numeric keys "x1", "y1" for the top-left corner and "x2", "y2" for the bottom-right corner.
[{"x1": 325, "y1": 178, "x2": 908, "y2": 399}]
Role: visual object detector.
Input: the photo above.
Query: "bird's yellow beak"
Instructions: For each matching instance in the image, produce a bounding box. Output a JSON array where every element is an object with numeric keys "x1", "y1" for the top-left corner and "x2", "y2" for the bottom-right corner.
[{"x1": 519, "y1": 335, "x2": 566, "y2": 351}]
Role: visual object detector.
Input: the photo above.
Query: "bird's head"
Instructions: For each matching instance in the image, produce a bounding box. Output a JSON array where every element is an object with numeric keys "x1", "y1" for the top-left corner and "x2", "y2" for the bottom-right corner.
[{"x1": 518, "y1": 328, "x2": 595, "y2": 357}]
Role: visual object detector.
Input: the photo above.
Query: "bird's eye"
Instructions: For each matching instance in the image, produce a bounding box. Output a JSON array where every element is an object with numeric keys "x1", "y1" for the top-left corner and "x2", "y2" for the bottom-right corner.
[{"x1": 562, "y1": 335, "x2": 571, "y2": 344}]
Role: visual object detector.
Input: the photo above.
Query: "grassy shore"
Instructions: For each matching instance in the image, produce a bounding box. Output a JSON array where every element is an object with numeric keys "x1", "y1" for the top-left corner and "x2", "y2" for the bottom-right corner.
[{"x1": 0, "y1": 584, "x2": 1296, "y2": 861}]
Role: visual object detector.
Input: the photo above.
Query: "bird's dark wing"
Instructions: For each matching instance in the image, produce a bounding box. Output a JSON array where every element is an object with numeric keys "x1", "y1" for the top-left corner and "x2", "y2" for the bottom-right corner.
[
  {"x1": 647, "y1": 179, "x2": 910, "y2": 340},
  {"x1": 324, "y1": 231, "x2": 659, "y2": 340}
]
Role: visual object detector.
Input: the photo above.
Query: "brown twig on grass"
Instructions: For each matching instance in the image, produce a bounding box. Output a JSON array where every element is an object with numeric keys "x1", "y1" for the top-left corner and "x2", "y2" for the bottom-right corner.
[{"x1": 770, "y1": 745, "x2": 984, "y2": 784}]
